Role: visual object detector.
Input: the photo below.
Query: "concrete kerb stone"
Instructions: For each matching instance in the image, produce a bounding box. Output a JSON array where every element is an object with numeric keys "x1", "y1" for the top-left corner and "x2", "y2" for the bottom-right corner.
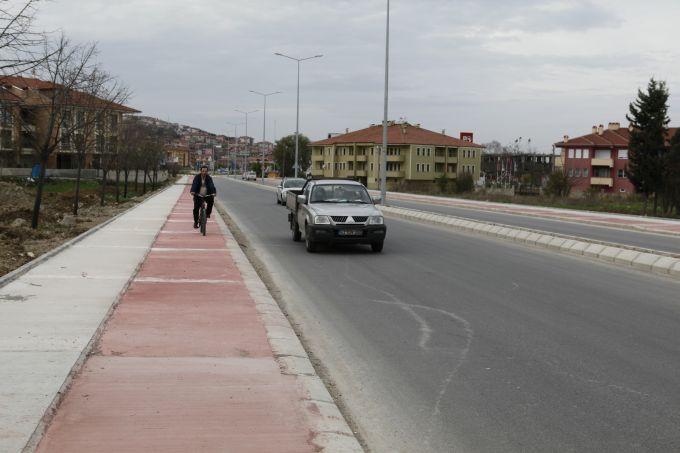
[
  {"x1": 559, "y1": 239, "x2": 578, "y2": 252},
  {"x1": 651, "y1": 256, "x2": 680, "y2": 275},
  {"x1": 583, "y1": 243, "x2": 606, "y2": 258},
  {"x1": 547, "y1": 237, "x2": 567, "y2": 250},
  {"x1": 632, "y1": 252, "x2": 663, "y2": 271},
  {"x1": 599, "y1": 246, "x2": 624, "y2": 262},
  {"x1": 670, "y1": 261, "x2": 680, "y2": 277},
  {"x1": 213, "y1": 199, "x2": 363, "y2": 452},
  {"x1": 535, "y1": 235, "x2": 554, "y2": 248},
  {"x1": 614, "y1": 249, "x2": 641, "y2": 266},
  {"x1": 525, "y1": 232, "x2": 542, "y2": 244},
  {"x1": 514, "y1": 230, "x2": 532, "y2": 243},
  {"x1": 568, "y1": 241, "x2": 589, "y2": 255}
]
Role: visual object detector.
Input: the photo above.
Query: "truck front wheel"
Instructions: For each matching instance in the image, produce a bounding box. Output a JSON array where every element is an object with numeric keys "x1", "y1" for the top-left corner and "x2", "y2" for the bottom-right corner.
[
  {"x1": 305, "y1": 225, "x2": 317, "y2": 252},
  {"x1": 371, "y1": 241, "x2": 384, "y2": 253}
]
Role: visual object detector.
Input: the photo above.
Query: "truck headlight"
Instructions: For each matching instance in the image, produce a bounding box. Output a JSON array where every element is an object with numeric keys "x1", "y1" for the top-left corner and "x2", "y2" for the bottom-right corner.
[
  {"x1": 368, "y1": 215, "x2": 384, "y2": 225},
  {"x1": 314, "y1": 215, "x2": 331, "y2": 224}
]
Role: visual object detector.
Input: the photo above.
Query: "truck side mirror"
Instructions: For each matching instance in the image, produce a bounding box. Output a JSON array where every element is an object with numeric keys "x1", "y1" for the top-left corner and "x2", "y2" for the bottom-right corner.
[{"x1": 297, "y1": 195, "x2": 307, "y2": 204}]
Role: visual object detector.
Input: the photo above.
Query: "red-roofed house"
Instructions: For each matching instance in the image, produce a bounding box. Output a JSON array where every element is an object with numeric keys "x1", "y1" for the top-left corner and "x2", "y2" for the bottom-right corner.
[
  {"x1": 310, "y1": 121, "x2": 484, "y2": 189},
  {"x1": 0, "y1": 75, "x2": 139, "y2": 168},
  {"x1": 554, "y1": 122, "x2": 679, "y2": 194}
]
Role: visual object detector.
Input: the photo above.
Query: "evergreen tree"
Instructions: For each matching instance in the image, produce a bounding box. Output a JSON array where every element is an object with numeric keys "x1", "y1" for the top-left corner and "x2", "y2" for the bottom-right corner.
[{"x1": 626, "y1": 78, "x2": 670, "y2": 215}]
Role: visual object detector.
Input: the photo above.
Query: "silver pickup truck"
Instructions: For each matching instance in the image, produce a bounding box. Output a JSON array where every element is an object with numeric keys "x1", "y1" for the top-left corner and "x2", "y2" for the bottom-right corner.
[{"x1": 286, "y1": 179, "x2": 386, "y2": 253}]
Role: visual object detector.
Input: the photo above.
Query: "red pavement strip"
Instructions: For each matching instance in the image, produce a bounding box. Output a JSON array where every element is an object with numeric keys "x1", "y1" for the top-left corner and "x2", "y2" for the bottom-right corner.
[{"x1": 36, "y1": 188, "x2": 322, "y2": 452}]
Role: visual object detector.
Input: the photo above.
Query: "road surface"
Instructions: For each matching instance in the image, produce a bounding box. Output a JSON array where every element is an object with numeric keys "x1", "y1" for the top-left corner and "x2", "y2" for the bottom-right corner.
[{"x1": 215, "y1": 177, "x2": 680, "y2": 453}]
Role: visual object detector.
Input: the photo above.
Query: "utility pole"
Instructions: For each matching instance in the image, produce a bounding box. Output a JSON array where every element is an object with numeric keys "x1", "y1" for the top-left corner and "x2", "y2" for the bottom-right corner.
[
  {"x1": 274, "y1": 52, "x2": 323, "y2": 177},
  {"x1": 235, "y1": 109, "x2": 258, "y2": 173},
  {"x1": 380, "y1": 0, "x2": 390, "y2": 204},
  {"x1": 250, "y1": 90, "x2": 281, "y2": 183}
]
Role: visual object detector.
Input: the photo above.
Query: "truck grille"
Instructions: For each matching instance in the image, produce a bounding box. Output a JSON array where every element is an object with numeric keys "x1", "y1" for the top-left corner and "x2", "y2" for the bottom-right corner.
[{"x1": 331, "y1": 216, "x2": 369, "y2": 224}]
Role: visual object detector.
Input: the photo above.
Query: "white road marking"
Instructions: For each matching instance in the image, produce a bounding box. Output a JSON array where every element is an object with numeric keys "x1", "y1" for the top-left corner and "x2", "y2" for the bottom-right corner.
[{"x1": 133, "y1": 277, "x2": 239, "y2": 284}]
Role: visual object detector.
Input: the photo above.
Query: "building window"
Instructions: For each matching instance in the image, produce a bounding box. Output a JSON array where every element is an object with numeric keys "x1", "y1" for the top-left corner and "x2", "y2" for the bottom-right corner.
[
  {"x1": 416, "y1": 163, "x2": 420, "y2": 172},
  {"x1": 583, "y1": 149, "x2": 590, "y2": 159},
  {"x1": 568, "y1": 168, "x2": 573, "y2": 177},
  {"x1": 370, "y1": 163, "x2": 374, "y2": 171},
  {"x1": 1, "y1": 129, "x2": 11, "y2": 149},
  {"x1": 568, "y1": 149, "x2": 574, "y2": 159},
  {"x1": 0, "y1": 106, "x2": 13, "y2": 126},
  {"x1": 426, "y1": 164, "x2": 430, "y2": 172},
  {"x1": 583, "y1": 168, "x2": 589, "y2": 177},
  {"x1": 618, "y1": 149, "x2": 628, "y2": 160},
  {"x1": 619, "y1": 188, "x2": 626, "y2": 193},
  {"x1": 617, "y1": 169, "x2": 626, "y2": 178},
  {"x1": 574, "y1": 168, "x2": 581, "y2": 177}
]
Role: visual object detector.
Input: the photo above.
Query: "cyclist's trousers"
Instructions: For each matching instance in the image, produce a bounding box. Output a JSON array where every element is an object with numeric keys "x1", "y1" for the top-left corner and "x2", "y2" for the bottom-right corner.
[{"x1": 193, "y1": 195, "x2": 214, "y2": 223}]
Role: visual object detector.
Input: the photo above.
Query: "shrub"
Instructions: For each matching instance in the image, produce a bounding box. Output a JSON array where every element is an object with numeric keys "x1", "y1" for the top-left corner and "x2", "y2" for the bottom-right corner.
[
  {"x1": 544, "y1": 171, "x2": 571, "y2": 197},
  {"x1": 455, "y1": 173, "x2": 474, "y2": 193}
]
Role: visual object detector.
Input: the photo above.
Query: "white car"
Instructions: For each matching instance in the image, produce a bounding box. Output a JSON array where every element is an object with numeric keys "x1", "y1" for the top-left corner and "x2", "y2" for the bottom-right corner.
[
  {"x1": 276, "y1": 177, "x2": 306, "y2": 205},
  {"x1": 242, "y1": 171, "x2": 257, "y2": 181}
]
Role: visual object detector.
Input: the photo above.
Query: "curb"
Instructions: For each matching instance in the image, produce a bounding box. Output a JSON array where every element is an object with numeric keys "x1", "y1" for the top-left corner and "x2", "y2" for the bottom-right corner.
[
  {"x1": 370, "y1": 191, "x2": 680, "y2": 239},
  {"x1": 380, "y1": 205, "x2": 680, "y2": 280},
  {"x1": 213, "y1": 202, "x2": 363, "y2": 452},
  {"x1": 0, "y1": 178, "x2": 182, "y2": 288}
]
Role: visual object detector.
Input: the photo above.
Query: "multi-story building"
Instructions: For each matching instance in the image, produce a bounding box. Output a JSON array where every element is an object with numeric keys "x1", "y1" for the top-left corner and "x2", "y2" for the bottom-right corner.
[
  {"x1": 554, "y1": 122, "x2": 679, "y2": 194},
  {"x1": 0, "y1": 75, "x2": 139, "y2": 169},
  {"x1": 164, "y1": 143, "x2": 190, "y2": 167},
  {"x1": 310, "y1": 121, "x2": 484, "y2": 190}
]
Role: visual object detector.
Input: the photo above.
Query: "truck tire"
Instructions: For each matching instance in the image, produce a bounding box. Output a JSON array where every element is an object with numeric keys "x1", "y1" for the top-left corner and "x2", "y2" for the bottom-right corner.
[
  {"x1": 305, "y1": 225, "x2": 317, "y2": 252},
  {"x1": 292, "y1": 220, "x2": 301, "y2": 242},
  {"x1": 371, "y1": 241, "x2": 384, "y2": 253}
]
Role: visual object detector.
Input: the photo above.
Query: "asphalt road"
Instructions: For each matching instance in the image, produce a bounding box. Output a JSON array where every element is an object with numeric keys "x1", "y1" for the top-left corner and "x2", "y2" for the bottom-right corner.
[
  {"x1": 388, "y1": 199, "x2": 680, "y2": 255},
  {"x1": 215, "y1": 177, "x2": 680, "y2": 453}
]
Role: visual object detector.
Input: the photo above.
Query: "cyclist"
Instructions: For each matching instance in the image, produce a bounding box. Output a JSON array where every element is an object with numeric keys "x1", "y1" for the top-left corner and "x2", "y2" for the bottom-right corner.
[{"x1": 190, "y1": 165, "x2": 216, "y2": 228}]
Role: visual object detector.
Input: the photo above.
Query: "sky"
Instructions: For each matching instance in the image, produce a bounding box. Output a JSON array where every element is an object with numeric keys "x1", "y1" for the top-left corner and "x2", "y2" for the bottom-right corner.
[{"x1": 34, "y1": 0, "x2": 680, "y2": 151}]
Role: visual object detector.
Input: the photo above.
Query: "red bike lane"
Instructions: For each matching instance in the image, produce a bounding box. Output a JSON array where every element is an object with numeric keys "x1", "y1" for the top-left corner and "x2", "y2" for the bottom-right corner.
[{"x1": 35, "y1": 186, "x2": 319, "y2": 452}]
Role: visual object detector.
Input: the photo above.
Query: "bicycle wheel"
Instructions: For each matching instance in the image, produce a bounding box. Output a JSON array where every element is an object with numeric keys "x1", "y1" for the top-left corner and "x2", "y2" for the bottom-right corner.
[{"x1": 200, "y1": 204, "x2": 207, "y2": 236}]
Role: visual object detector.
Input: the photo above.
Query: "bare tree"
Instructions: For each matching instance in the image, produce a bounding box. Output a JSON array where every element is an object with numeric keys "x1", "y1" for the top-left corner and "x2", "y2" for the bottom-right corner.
[
  {"x1": 0, "y1": 0, "x2": 48, "y2": 75},
  {"x1": 24, "y1": 34, "x2": 130, "y2": 227},
  {"x1": 70, "y1": 68, "x2": 130, "y2": 214}
]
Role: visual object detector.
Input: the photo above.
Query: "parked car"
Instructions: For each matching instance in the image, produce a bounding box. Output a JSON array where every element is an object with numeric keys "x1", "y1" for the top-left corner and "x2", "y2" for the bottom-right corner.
[
  {"x1": 276, "y1": 177, "x2": 306, "y2": 205},
  {"x1": 242, "y1": 171, "x2": 257, "y2": 181},
  {"x1": 285, "y1": 179, "x2": 386, "y2": 253}
]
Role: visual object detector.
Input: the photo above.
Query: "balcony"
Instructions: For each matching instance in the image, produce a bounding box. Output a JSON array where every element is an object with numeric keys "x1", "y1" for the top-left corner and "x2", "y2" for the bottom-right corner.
[
  {"x1": 386, "y1": 170, "x2": 405, "y2": 178},
  {"x1": 311, "y1": 168, "x2": 324, "y2": 176},
  {"x1": 355, "y1": 154, "x2": 367, "y2": 162},
  {"x1": 354, "y1": 170, "x2": 367, "y2": 177},
  {"x1": 591, "y1": 158, "x2": 613, "y2": 167},
  {"x1": 447, "y1": 156, "x2": 457, "y2": 163},
  {"x1": 591, "y1": 177, "x2": 613, "y2": 187},
  {"x1": 434, "y1": 156, "x2": 446, "y2": 163},
  {"x1": 312, "y1": 154, "x2": 324, "y2": 161},
  {"x1": 386, "y1": 155, "x2": 404, "y2": 162},
  {"x1": 446, "y1": 171, "x2": 458, "y2": 178}
]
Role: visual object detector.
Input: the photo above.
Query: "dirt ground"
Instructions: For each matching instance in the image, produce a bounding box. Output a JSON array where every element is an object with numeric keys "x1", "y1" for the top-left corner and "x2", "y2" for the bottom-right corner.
[{"x1": 0, "y1": 178, "x2": 168, "y2": 277}]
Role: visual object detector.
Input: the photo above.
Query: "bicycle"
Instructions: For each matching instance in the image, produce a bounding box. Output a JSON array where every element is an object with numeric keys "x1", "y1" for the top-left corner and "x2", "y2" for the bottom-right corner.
[{"x1": 196, "y1": 194, "x2": 214, "y2": 236}]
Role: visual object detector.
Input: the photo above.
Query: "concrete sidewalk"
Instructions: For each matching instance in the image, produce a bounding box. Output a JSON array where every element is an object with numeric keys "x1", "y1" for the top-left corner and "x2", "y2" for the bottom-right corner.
[{"x1": 1, "y1": 180, "x2": 359, "y2": 452}]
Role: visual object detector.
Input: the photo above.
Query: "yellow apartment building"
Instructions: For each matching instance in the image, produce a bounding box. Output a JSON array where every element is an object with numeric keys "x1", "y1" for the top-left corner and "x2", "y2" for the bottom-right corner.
[{"x1": 310, "y1": 121, "x2": 484, "y2": 190}]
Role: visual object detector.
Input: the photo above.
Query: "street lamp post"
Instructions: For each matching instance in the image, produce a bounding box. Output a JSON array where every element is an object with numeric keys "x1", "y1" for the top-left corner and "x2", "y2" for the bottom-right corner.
[
  {"x1": 226, "y1": 121, "x2": 242, "y2": 174},
  {"x1": 249, "y1": 90, "x2": 281, "y2": 183},
  {"x1": 380, "y1": 0, "x2": 390, "y2": 204},
  {"x1": 235, "y1": 109, "x2": 258, "y2": 173},
  {"x1": 274, "y1": 52, "x2": 323, "y2": 177}
]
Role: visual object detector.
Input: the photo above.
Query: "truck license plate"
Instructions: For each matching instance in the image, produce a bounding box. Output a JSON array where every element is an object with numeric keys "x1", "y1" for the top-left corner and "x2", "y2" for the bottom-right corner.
[{"x1": 339, "y1": 229, "x2": 362, "y2": 236}]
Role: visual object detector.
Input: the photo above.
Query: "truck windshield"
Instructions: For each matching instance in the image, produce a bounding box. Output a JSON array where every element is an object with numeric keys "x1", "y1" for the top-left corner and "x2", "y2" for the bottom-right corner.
[
  {"x1": 310, "y1": 184, "x2": 372, "y2": 203},
  {"x1": 283, "y1": 178, "x2": 305, "y2": 188}
]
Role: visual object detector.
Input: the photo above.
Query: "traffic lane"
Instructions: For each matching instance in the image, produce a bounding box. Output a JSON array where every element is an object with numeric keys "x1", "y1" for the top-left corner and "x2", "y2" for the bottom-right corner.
[
  {"x1": 214, "y1": 177, "x2": 680, "y2": 452},
  {"x1": 389, "y1": 198, "x2": 680, "y2": 255}
]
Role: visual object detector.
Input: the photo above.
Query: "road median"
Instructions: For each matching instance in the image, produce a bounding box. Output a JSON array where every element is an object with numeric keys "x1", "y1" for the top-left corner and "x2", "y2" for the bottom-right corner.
[{"x1": 380, "y1": 205, "x2": 680, "y2": 280}]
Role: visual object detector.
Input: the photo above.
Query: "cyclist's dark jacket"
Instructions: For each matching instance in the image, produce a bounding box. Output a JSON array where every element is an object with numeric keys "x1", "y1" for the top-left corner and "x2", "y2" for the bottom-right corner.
[{"x1": 190, "y1": 174, "x2": 216, "y2": 195}]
